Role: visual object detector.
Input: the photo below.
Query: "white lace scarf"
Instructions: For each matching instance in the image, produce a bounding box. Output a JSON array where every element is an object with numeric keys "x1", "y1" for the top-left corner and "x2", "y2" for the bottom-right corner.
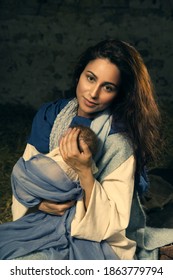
[{"x1": 49, "y1": 98, "x2": 78, "y2": 152}]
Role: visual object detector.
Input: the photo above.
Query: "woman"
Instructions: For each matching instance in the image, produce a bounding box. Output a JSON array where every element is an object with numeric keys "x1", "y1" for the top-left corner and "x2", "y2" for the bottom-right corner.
[{"x1": 1, "y1": 39, "x2": 172, "y2": 260}]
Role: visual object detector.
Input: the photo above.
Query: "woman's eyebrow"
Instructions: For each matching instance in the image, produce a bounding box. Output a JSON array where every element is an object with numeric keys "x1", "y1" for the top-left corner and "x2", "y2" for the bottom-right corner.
[{"x1": 86, "y1": 70, "x2": 97, "y2": 78}]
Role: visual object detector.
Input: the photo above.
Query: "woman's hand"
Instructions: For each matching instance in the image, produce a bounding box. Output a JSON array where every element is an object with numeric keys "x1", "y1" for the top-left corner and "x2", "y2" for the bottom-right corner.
[
  {"x1": 38, "y1": 200, "x2": 75, "y2": 216},
  {"x1": 59, "y1": 127, "x2": 93, "y2": 175},
  {"x1": 60, "y1": 127, "x2": 95, "y2": 209}
]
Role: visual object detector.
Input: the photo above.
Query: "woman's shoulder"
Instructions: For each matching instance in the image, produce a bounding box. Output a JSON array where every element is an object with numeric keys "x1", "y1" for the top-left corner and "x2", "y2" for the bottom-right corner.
[{"x1": 109, "y1": 120, "x2": 126, "y2": 135}]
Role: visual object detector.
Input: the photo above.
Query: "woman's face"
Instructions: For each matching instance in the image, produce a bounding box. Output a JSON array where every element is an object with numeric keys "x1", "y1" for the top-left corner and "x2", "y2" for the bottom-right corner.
[{"x1": 76, "y1": 58, "x2": 121, "y2": 118}]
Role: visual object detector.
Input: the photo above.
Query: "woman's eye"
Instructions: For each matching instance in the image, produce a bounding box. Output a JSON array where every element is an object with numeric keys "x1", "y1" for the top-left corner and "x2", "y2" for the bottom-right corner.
[
  {"x1": 104, "y1": 85, "x2": 115, "y2": 92},
  {"x1": 87, "y1": 75, "x2": 95, "y2": 82}
]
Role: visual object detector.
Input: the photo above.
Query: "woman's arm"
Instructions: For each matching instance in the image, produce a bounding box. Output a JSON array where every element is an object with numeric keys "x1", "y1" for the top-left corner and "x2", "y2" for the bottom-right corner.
[
  {"x1": 70, "y1": 155, "x2": 136, "y2": 260},
  {"x1": 71, "y1": 155, "x2": 136, "y2": 240}
]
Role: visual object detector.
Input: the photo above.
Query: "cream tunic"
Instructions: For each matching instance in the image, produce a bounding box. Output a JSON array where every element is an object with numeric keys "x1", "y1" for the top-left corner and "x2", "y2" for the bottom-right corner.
[{"x1": 11, "y1": 143, "x2": 136, "y2": 260}]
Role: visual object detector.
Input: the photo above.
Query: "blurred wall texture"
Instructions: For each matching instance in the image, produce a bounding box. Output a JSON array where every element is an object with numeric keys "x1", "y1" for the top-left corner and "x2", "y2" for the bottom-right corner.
[{"x1": 0, "y1": 0, "x2": 173, "y2": 109}]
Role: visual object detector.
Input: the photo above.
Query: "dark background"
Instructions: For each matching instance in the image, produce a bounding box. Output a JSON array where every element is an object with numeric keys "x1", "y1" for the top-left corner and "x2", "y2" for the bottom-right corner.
[
  {"x1": 0, "y1": 0, "x2": 173, "y2": 108},
  {"x1": 0, "y1": 0, "x2": 173, "y2": 226}
]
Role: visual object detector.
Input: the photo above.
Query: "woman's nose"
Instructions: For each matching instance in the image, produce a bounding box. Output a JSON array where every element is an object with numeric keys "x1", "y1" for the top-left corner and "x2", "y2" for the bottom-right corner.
[{"x1": 90, "y1": 84, "x2": 100, "y2": 98}]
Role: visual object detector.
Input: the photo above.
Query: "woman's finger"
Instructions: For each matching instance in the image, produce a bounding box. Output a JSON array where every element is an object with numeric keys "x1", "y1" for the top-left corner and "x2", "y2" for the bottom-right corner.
[
  {"x1": 60, "y1": 127, "x2": 81, "y2": 158},
  {"x1": 59, "y1": 129, "x2": 70, "y2": 157},
  {"x1": 79, "y1": 139, "x2": 92, "y2": 156},
  {"x1": 67, "y1": 128, "x2": 81, "y2": 154}
]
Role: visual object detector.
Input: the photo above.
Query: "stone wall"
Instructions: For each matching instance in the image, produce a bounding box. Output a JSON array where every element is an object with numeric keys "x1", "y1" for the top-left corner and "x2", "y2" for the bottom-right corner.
[{"x1": 0, "y1": 0, "x2": 173, "y2": 108}]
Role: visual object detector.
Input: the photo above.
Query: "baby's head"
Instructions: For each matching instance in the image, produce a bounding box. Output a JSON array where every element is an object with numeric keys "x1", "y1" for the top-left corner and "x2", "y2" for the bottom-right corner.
[{"x1": 71, "y1": 125, "x2": 98, "y2": 156}]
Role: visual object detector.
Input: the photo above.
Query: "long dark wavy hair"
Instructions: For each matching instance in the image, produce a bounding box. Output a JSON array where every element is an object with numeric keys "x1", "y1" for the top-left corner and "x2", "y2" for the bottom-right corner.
[{"x1": 72, "y1": 39, "x2": 162, "y2": 169}]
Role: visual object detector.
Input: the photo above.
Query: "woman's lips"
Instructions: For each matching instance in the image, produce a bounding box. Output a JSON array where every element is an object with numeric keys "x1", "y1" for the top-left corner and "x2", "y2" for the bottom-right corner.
[{"x1": 83, "y1": 97, "x2": 98, "y2": 107}]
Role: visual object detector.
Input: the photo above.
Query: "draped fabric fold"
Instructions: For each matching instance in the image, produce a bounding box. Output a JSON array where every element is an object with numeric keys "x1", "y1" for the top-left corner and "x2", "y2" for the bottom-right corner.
[
  {"x1": 12, "y1": 155, "x2": 82, "y2": 207},
  {"x1": 0, "y1": 155, "x2": 118, "y2": 260}
]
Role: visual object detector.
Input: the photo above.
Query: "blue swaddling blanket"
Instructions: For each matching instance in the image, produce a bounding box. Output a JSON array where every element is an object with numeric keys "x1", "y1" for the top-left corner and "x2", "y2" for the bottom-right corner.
[{"x1": 0, "y1": 154, "x2": 118, "y2": 260}]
